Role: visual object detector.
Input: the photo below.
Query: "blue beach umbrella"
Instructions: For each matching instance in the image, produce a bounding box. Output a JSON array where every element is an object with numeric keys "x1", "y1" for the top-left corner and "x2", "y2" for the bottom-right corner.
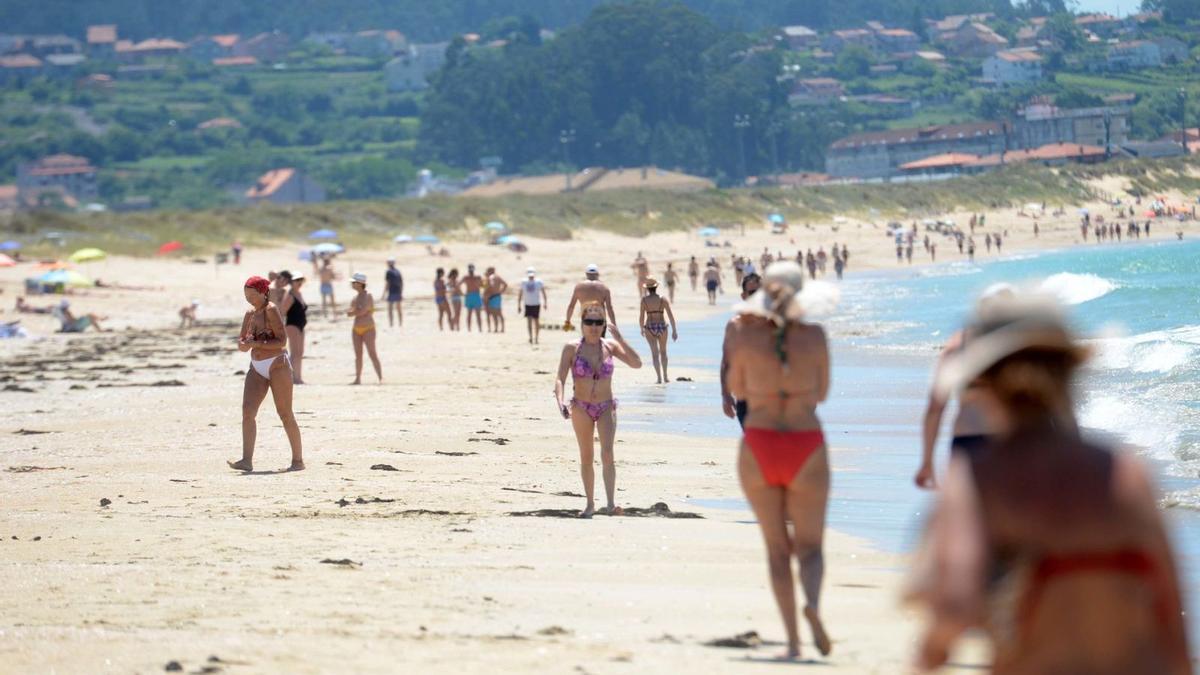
[
  {"x1": 415, "y1": 235, "x2": 440, "y2": 244},
  {"x1": 484, "y1": 221, "x2": 507, "y2": 231},
  {"x1": 309, "y1": 229, "x2": 338, "y2": 240},
  {"x1": 0, "y1": 240, "x2": 20, "y2": 251},
  {"x1": 495, "y1": 234, "x2": 519, "y2": 245},
  {"x1": 36, "y1": 269, "x2": 92, "y2": 287},
  {"x1": 697, "y1": 226, "x2": 720, "y2": 238},
  {"x1": 311, "y1": 242, "x2": 344, "y2": 255},
  {"x1": 768, "y1": 213, "x2": 785, "y2": 224}
]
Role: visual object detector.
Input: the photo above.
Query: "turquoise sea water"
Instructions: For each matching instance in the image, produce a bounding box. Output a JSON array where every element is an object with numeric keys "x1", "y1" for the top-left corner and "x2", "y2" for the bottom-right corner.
[{"x1": 622, "y1": 237, "x2": 1200, "y2": 640}]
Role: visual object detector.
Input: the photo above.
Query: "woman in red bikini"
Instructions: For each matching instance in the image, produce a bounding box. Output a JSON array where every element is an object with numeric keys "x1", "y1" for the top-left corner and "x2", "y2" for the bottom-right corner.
[
  {"x1": 726, "y1": 261, "x2": 832, "y2": 661},
  {"x1": 553, "y1": 301, "x2": 642, "y2": 518},
  {"x1": 228, "y1": 276, "x2": 304, "y2": 472},
  {"x1": 910, "y1": 294, "x2": 1190, "y2": 674}
]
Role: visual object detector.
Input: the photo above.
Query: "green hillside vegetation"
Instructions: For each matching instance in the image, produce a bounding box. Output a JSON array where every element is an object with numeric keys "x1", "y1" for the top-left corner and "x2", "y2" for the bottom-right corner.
[{"x1": 5, "y1": 157, "x2": 1197, "y2": 259}]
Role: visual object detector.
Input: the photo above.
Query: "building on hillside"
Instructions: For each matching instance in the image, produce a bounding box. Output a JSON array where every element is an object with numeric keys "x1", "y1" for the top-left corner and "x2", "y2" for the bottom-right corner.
[
  {"x1": 212, "y1": 56, "x2": 258, "y2": 68},
  {"x1": 187, "y1": 34, "x2": 240, "y2": 61},
  {"x1": 983, "y1": 49, "x2": 1043, "y2": 84},
  {"x1": 459, "y1": 167, "x2": 713, "y2": 198},
  {"x1": 16, "y1": 154, "x2": 98, "y2": 206},
  {"x1": 118, "y1": 38, "x2": 185, "y2": 62},
  {"x1": 897, "y1": 152, "x2": 983, "y2": 177},
  {"x1": 825, "y1": 121, "x2": 1007, "y2": 179},
  {"x1": 1152, "y1": 37, "x2": 1189, "y2": 64},
  {"x1": 1013, "y1": 102, "x2": 1129, "y2": 149},
  {"x1": 1119, "y1": 141, "x2": 1187, "y2": 159},
  {"x1": 233, "y1": 32, "x2": 290, "y2": 62},
  {"x1": 781, "y1": 25, "x2": 819, "y2": 50},
  {"x1": 44, "y1": 53, "x2": 87, "y2": 77},
  {"x1": 823, "y1": 29, "x2": 875, "y2": 53},
  {"x1": 385, "y1": 42, "x2": 449, "y2": 92},
  {"x1": 1157, "y1": 128, "x2": 1200, "y2": 153},
  {"x1": 1106, "y1": 40, "x2": 1163, "y2": 70},
  {"x1": 245, "y1": 169, "x2": 325, "y2": 205},
  {"x1": 0, "y1": 184, "x2": 18, "y2": 211},
  {"x1": 76, "y1": 73, "x2": 114, "y2": 92},
  {"x1": 347, "y1": 30, "x2": 405, "y2": 58},
  {"x1": 874, "y1": 28, "x2": 920, "y2": 54},
  {"x1": 1015, "y1": 21, "x2": 1043, "y2": 48},
  {"x1": 846, "y1": 94, "x2": 917, "y2": 117},
  {"x1": 966, "y1": 142, "x2": 1107, "y2": 171},
  {"x1": 86, "y1": 25, "x2": 118, "y2": 56},
  {"x1": 788, "y1": 78, "x2": 845, "y2": 106},
  {"x1": 0, "y1": 54, "x2": 44, "y2": 82},
  {"x1": 197, "y1": 117, "x2": 243, "y2": 131},
  {"x1": 912, "y1": 50, "x2": 947, "y2": 68},
  {"x1": 928, "y1": 13, "x2": 994, "y2": 37},
  {"x1": 938, "y1": 22, "x2": 1007, "y2": 58},
  {"x1": 30, "y1": 35, "x2": 81, "y2": 57},
  {"x1": 1075, "y1": 13, "x2": 1123, "y2": 38}
]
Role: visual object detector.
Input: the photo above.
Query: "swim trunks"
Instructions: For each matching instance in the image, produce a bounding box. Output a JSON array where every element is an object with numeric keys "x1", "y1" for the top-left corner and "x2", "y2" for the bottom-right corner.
[{"x1": 464, "y1": 291, "x2": 482, "y2": 310}]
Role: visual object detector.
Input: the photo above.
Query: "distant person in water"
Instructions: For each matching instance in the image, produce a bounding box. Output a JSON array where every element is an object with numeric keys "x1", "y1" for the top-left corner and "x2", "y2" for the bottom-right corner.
[
  {"x1": 384, "y1": 258, "x2": 403, "y2": 328},
  {"x1": 554, "y1": 301, "x2": 642, "y2": 518},
  {"x1": 688, "y1": 256, "x2": 700, "y2": 291},
  {"x1": 178, "y1": 300, "x2": 199, "y2": 329},
  {"x1": 484, "y1": 266, "x2": 508, "y2": 333},
  {"x1": 460, "y1": 264, "x2": 484, "y2": 332},
  {"x1": 721, "y1": 272, "x2": 762, "y2": 428},
  {"x1": 663, "y1": 263, "x2": 679, "y2": 303},
  {"x1": 703, "y1": 262, "x2": 722, "y2": 305},
  {"x1": 346, "y1": 273, "x2": 382, "y2": 384},
  {"x1": 229, "y1": 275, "x2": 303, "y2": 472},
  {"x1": 638, "y1": 277, "x2": 677, "y2": 384},
  {"x1": 517, "y1": 267, "x2": 547, "y2": 344},
  {"x1": 565, "y1": 263, "x2": 616, "y2": 328},
  {"x1": 726, "y1": 262, "x2": 832, "y2": 661},
  {"x1": 908, "y1": 293, "x2": 1190, "y2": 675}
]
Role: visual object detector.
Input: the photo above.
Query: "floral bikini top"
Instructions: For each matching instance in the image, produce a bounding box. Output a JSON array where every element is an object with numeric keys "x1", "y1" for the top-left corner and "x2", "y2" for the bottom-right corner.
[{"x1": 573, "y1": 339, "x2": 614, "y2": 380}]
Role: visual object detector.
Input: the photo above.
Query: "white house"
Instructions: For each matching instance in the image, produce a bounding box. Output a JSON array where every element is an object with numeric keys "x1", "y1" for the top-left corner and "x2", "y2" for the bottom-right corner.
[
  {"x1": 385, "y1": 42, "x2": 448, "y2": 92},
  {"x1": 983, "y1": 49, "x2": 1043, "y2": 84},
  {"x1": 1107, "y1": 40, "x2": 1161, "y2": 70}
]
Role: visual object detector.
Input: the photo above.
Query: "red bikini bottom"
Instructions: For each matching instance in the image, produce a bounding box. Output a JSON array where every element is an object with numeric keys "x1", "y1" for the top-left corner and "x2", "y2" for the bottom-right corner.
[{"x1": 744, "y1": 428, "x2": 825, "y2": 487}]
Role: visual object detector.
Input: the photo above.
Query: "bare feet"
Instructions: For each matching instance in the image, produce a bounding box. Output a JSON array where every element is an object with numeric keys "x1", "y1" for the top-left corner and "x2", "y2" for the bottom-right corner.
[
  {"x1": 227, "y1": 459, "x2": 252, "y2": 472},
  {"x1": 599, "y1": 505, "x2": 624, "y2": 516},
  {"x1": 805, "y1": 606, "x2": 832, "y2": 656},
  {"x1": 578, "y1": 504, "x2": 595, "y2": 519},
  {"x1": 286, "y1": 461, "x2": 306, "y2": 472},
  {"x1": 350, "y1": 379, "x2": 361, "y2": 385},
  {"x1": 775, "y1": 644, "x2": 801, "y2": 661}
]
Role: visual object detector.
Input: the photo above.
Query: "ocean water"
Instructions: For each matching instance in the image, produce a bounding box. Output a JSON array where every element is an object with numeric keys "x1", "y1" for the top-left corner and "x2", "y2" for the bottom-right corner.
[{"x1": 621, "y1": 237, "x2": 1200, "y2": 639}]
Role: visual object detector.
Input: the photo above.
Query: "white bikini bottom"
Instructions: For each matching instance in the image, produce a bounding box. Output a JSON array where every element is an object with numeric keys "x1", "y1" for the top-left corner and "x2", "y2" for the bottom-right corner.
[{"x1": 250, "y1": 352, "x2": 290, "y2": 380}]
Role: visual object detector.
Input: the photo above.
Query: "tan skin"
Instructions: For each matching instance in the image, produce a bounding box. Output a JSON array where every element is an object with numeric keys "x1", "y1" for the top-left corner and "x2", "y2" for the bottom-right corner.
[
  {"x1": 564, "y1": 274, "x2": 616, "y2": 326},
  {"x1": 638, "y1": 286, "x2": 677, "y2": 384},
  {"x1": 446, "y1": 270, "x2": 462, "y2": 330},
  {"x1": 434, "y1": 271, "x2": 451, "y2": 331},
  {"x1": 727, "y1": 298, "x2": 832, "y2": 660},
  {"x1": 319, "y1": 261, "x2": 337, "y2": 318},
  {"x1": 720, "y1": 276, "x2": 763, "y2": 419},
  {"x1": 279, "y1": 278, "x2": 307, "y2": 385},
  {"x1": 663, "y1": 264, "x2": 679, "y2": 303},
  {"x1": 229, "y1": 287, "x2": 303, "y2": 472},
  {"x1": 484, "y1": 267, "x2": 508, "y2": 333},
  {"x1": 630, "y1": 252, "x2": 649, "y2": 296},
  {"x1": 688, "y1": 257, "x2": 699, "y2": 290},
  {"x1": 347, "y1": 282, "x2": 382, "y2": 384},
  {"x1": 458, "y1": 267, "x2": 484, "y2": 332},
  {"x1": 554, "y1": 305, "x2": 642, "y2": 518}
]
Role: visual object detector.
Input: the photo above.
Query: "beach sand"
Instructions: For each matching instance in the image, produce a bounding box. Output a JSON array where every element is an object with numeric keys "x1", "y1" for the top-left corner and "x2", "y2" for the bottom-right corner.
[{"x1": 2, "y1": 191, "x2": 1194, "y2": 673}]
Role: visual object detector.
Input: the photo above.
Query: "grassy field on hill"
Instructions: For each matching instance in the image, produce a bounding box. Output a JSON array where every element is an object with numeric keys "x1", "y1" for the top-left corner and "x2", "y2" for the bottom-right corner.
[{"x1": 3, "y1": 157, "x2": 1198, "y2": 259}]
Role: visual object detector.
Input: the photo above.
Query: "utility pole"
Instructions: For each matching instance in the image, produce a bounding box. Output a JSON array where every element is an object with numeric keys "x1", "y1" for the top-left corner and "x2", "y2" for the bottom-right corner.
[
  {"x1": 1179, "y1": 88, "x2": 1189, "y2": 154},
  {"x1": 1103, "y1": 109, "x2": 1112, "y2": 160},
  {"x1": 559, "y1": 128, "x2": 576, "y2": 191},
  {"x1": 733, "y1": 113, "x2": 751, "y2": 186}
]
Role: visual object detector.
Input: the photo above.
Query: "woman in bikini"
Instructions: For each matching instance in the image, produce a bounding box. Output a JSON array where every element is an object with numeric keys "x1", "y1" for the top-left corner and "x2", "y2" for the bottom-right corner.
[
  {"x1": 279, "y1": 271, "x2": 308, "y2": 385},
  {"x1": 434, "y1": 267, "x2": 451, "y2": 331},
  {"x1": 910, "y1": 294, "x2": 1189, "y2": 674},
  {"x1": 229, "y1": 276, "x2": 304, "y2": 472},
  {"x1": 726, "y1": 261, "x2": 832, "y2": 661},
  {"x1": 347, "y1": 273, "x2": 382, "y2": 384},
  {"x1": 638, "y1": 277, "x2": 678, "y2": 384},
  {"x1": 554, "y1": 301, "x2": 642, "y2": 518},
  {"x1": 448, "y1": 268, "x2": 463, "y2": 331}
]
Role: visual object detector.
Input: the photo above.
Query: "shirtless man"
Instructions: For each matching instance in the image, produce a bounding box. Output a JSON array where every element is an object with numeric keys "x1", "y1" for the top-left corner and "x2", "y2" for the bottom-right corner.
[
  {"x1": 318, "y1": 258, "x2": 337, "y2": 319},
  {"x1": 688, "y1": 256, "x2": 699, "y2": 291},
  {"x1": 565, "y1": 263, "x2": 616, "y2": 328},
  {"x1": 702, "y1": 261, "x2": 722, "y2": 305},
  {"x1": 630, "y1": 252, "x2": 650, "y2": 297},
  {"x1": 484, "y1": 266, "x2": 508, "y2": 333},
  {"x1": 458, "y1": 263, "x2": 485, "y2": 332}
]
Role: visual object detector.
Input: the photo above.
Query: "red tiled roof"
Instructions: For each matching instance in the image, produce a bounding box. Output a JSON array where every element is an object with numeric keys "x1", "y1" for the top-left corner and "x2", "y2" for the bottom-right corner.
[
  {"x1": 213, "y1": 56, "x2": 258, "y2": 67},
  {"x1": 899, "y1": 153, "x2": 981, "y2": 170},
  {"x1": 247, "y1": 168, "x2": 295, "y2": 198},
  {"x1": 212, "y1": 34, "x2": 241, "y2": 48},
  {"x1": 87, "y1": 25, "x2": 117, "y2": 45},
  {"x1": 131, "y1": 38, "x2": 185, "y2": 52},
  {"x1": 114, "y1": 40, "x2": 134, "y2": 52},
  {"x1": 0, "y1": 185, "x2": 18, "y2": 202},
  {"x1": 831, "y1": 121, "x2": 1004, "y2": 150},
  {"x1": 198, "y1": 117, "x2": 242, "y2": 130},
  {"x1": 0, "y1": 54, "x2": 43, "y2": 68},
  {"x1": 995, "y1": 49, "x2": 1042, "y2": 62},
  {"x1": 28, "y1": 154, "x2": 96, "y2": 176},
  {"x1": 969, "y1": 143, "x2": 1106, "y2": 167}
]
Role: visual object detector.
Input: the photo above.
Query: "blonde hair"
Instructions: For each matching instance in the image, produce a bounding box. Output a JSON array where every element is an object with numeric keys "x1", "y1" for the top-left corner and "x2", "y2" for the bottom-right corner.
[{"x1": 581, "y1": 301, "x2": 605, "y2": 319}]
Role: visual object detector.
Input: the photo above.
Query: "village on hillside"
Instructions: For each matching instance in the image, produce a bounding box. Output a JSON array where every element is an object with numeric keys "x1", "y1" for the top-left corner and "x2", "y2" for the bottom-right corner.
[{"x1": 0, "y1": 9, "x2": 1197, "y2": 213}]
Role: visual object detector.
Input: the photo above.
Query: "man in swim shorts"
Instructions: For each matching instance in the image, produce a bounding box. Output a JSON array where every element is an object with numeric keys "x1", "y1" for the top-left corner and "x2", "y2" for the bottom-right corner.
[
  {"x1": 484, "y1": 266, "x2": 508, "y2": 333},
  {"x1": 518, "y1": 267, "x2": 547, "y2": 344},
  {"x1": 460, "y1": 264, "x2": 484, "y2": 332},
  {"x1": 565, "y1": 263, "x2": 616, "y2": 328},
  {"x1": 384, "y1": 258, "x2": 403, "y2": 328}
]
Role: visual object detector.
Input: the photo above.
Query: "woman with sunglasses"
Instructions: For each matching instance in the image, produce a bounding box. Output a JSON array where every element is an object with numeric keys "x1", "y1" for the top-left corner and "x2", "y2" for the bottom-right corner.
[{"x1": 554, "y1": 301, "x2": 642, "y2": 518}]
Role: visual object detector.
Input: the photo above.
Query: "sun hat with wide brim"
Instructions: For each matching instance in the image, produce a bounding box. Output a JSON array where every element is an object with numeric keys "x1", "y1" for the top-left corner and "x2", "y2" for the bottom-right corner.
[
  {"x1": 643, "y1": 276, "x2": 659, "y2": 288},
  {"x1": 733, "y1": 261, "x2": 805, "y2": 325},
  {"x1": 934, "y1": 293, "x2": 1089, "y2": 399},
  {"x1": 350, "y1": 273, "x2": 367, "y2": 286}
]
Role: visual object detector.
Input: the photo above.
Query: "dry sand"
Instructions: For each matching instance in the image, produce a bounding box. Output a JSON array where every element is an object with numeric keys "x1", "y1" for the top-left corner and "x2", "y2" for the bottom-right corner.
[{"x1": 1, "y1": 190, "x2": 1196, "y2": 673}]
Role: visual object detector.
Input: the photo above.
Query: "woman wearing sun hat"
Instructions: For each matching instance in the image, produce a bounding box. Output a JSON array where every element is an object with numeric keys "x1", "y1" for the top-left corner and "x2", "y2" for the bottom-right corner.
[
  {"x1": 229, "y1": 275, "x2": 304, "y2": 472},
  {"x1": 638, "y1": 276, "x2": 677, "y2": 384},
  {"x1": 909, "y1": 293, "x2": 1189, "y2": 675},
  {"x1": 725, "y1": 261, "x2": 832, "y2": 660},
  {"x1": 346, "y1": 272, "x2": 382, "y2": 384}
]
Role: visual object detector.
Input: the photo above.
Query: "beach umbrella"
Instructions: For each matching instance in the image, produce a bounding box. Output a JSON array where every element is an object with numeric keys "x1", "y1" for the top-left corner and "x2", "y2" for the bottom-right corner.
[
  {"x1": 0, "y1": 240, "x2": 20, "y2": 251},
  {"x1": 697, "y1": 226, "x2": 720, "y2": 238},
  {"x1": 37, "y1": 260, "x2": 73, "y2": 270},
  {"x1": 0, "y1": 253, "x2": 14, "y2": 267},
  {"x1": 393, "y1": 234, "x2": 414, "y2": 243},
  {"x1": 415, "y1": 235, "x2": 440, "y2": 244},
  {"x1": 36, "y1": 269, "x2": 92, "y2": 287},
  {"x1": 484, "y1": 221, "x2": 507, "y2": 231},
  {"x1": 768, "y1": 213, "x2": 785, "y2": 224},
  {"x1": 497, "y1": 235, "x2": 522, "y2": 246},
  {"x1": 309, "y1": 229, "x2": 338, "y2": 240},
  {"x1": 311, "y1": 242, "x2": 344, "y2": 255},
  {"x1": 157, "y1": 241, "x2": 183, "y2": 255},
  {"x1": 68, "y1": 248, "x2": 106, "y2": 263}
]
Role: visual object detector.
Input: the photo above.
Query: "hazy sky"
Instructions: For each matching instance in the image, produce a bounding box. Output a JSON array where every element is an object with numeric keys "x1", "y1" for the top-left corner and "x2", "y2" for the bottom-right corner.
[{"x1": 1074, "y1": 0, "x2": 1142, "y2": 16}]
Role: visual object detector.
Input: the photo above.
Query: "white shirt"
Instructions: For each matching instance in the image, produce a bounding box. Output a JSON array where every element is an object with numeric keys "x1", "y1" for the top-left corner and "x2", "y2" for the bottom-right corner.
[{"x1": 520, "y1": 278, "x2": 544, "y2": 306}]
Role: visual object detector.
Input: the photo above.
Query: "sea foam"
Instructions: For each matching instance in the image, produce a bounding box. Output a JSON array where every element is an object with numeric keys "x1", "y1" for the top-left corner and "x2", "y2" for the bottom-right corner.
[{"x1": 1038, "y1": 272, "x2": 1117, "y2": 305}]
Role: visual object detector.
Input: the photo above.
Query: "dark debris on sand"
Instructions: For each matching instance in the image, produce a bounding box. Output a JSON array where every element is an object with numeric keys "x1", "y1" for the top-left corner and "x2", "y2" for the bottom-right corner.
[
  {"x1": 319, "y1": 558, "x2": 362, "y2": 568},
  {"x1": 704, "y1": 631, "x2": 762, "y2": 649},
  {"x1": 436, "y1": 451, "x2": 478, "y2": 456},
  {"x1": 369, "y1": 464, "x2": 399, "y2": 471},
  {"x1": 467, "y1": 437, "x2": 510, "y2": 446},
  {"x1": 508, "y1": 502, "x2": 702, "y2": 519}
]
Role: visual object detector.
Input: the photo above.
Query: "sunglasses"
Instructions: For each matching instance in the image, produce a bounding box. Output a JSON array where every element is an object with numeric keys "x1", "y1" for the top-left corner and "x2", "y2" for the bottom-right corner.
[{"x1": 582, "y1": 318, "x2": 606, "y2": 327}]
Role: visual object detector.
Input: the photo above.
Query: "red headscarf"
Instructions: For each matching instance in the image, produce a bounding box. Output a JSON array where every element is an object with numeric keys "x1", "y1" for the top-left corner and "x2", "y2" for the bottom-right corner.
[{"x1": 244, "y1": 275, "x2": 270, "y2": 296}]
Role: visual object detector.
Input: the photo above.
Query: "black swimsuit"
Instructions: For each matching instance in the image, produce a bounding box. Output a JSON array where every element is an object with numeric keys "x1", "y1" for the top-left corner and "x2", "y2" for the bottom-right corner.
[{"x1": 285, "y1": 292, "x2": 308, "y2": 331}]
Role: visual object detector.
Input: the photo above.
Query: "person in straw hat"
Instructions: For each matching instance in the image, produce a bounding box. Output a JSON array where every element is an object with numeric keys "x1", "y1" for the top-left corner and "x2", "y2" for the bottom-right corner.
[
  {"x1": 908, "y1": 292, "x2": 1189, "y2": 674},
  {"x1": 725, "y1": 261, "x2": 832, "y2": 660},
  {"x1": 346, "y1": 272, "x2": 382, "y2": 384},
  {"x1": 638, "y1": 275, "x2": 677, "y2": 384}
]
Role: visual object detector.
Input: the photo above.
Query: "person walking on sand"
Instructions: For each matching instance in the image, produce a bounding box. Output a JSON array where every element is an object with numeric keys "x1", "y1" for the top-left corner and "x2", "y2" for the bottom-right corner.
[
  {"x1": 639, "y1": 277, "x2": 678, "y2": 384},
  {"x1": 565, "y1": 263, "x2": 616, "y2": 327},
  {"x1": 663, "y1": 263, "x2": 679, "y2": 303},
  {"x1": 484, "y1": 266, "x2": 508, "y2": 333},
  {"x1": 967, "y1": 237, "x2": 976, "y2": 262},
  {"x1": 908, "y1": 294, "x2": 1190, "y2": 675},
  {"x1": 384, "y1": 258, "x2": 403, "y2": 328},
  {"x1": 703, "y1": 261, "x2": 722, "y2": 305},
  {"x1": 554, "y1": 301, "x2": 642, "y2": 518},
  {"x1": 459, "y1": 264, "x2": 484, "y2": 332},
  {"x1": 688, "y1": 256, "x2": 700, "y2": 291},
  {"x1": 179, "y1": 300, "x2": 199, "y2": 329},
  {"x1": 518, "y1": 267, "x2": 547, "y2": 344},
  {"x1": 726, "y1": 262, "x2": 833, "y2": 660},
  {"x1": 434, "y1": 268, "x2": 451, "y2": 331},
  {"x1": 319, "y1": 258, "x2": 338, "y2": 319},
  {"x1": 721, "y1": 273, "x2": 763, "y2": 428},
  {"x1": 448, "y1": 268, "x2": 463, "y2": 330},
  {"x1": 279, "y1": 272, "x2": 308, "y2": 385},
  {"x1": 347, "y1": 273, "x2": 382, "y2": 385},
  {"x1": 228, "y1": 276, "x2": 303, "y2": 473},
  {"x1": 631, "y1": 251, "x2": 650, "y2": 297},
  {"x1": 231, "y1": 241, "x2": 243, "y2": 265}
]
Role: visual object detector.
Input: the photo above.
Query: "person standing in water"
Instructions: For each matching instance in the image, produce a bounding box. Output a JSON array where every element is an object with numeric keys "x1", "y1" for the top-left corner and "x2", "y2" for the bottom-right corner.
[
  {"x1": 517, "y1": 267, "x2": 547, "y2": 344},
  {"x1": 726, "y1": 262, "x2": 832, "y2": 660},
  {"x1": 554, "y1": 301, "x2": 642, "y2": 517},
  {"x1": 909, "y1": 294, "x2": 1190, "y2": 675},
  {"x1": 384, "y1": 258, "x2": 404, "y2": 328},
  {"x1": 638, "y1": 277, "x2": 678, "y2": 384},
  {"x1": 703, "y1": 262, "x2": 722, "y2": 305},
  {"x1": 565, "y1": 263, "x2": 616, "y2": 327},
  {"x1": 229, "y1": 276, "x2": 303, "y2": 472},
  {"x1": 347, "y1": 273, "x2": 382, "y2": 385}
]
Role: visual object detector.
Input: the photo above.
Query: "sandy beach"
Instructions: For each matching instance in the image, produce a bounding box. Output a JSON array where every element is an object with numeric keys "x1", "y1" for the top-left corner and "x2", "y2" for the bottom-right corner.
[{"x1": 2, "y1": 191, "x2": 1195, "y2": 673}]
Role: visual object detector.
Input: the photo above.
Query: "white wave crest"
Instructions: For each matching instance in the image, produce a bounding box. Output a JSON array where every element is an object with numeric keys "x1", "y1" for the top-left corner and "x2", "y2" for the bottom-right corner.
[
  {"x1": 1090, "y1": 325, "x2": 1200, "y2": 374},
  {"x1": 1038, "y1": 272, "x2": 1117, "y2": 305},
  {"x1": 798, "y1": 280, "x2": 841, "y2": 317}
]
